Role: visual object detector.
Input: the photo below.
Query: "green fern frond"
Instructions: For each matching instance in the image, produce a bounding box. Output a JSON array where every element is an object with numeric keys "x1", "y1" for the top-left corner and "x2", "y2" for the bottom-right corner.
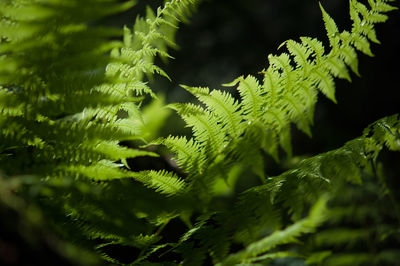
[
  {"x1": 168, "y1": 0, "x2": 397, "y2": 188},
  {"x1": 229, "y1": 115, "x2": 400, "y2": 238},
  {"x1": 60, "y1": 160, "x2": 128, "y2": 181},
  {"x1": 94, "y1": 141, "x2": 158, "y2": 161},
  {"x1": 313, "y1": 228, "x2": 371, "y2": 248},
  {"x1": 108, "y1": 0, "x2": 200, "y2": 94},
  {"x1": 221, "y1": 196, "x2": 328, "y2": 265}
]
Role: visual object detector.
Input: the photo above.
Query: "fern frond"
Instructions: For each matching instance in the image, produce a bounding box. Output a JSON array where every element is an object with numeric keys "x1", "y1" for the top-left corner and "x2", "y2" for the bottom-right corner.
[
  {"x1": 106, "y1": 0, "x2": 200, "y2": 98},
  {"x1": 223, "y1": 115, "x2": 399, "y2": 251},
  {"x1": 60, "y1": 160, "x2": 128, "y2": 181},
  {"x1": 168, "y1": 0, "x2": 397, "y2": 189},
  {"x1": 221, "y1": 196, "x2": 328, "y2": 265},
  {"x1": 94, "y1": 141, "x2": 158, "y2": 161},
  {"x1": 313, "y1": 228, "x2": 371, "y2": 248}
]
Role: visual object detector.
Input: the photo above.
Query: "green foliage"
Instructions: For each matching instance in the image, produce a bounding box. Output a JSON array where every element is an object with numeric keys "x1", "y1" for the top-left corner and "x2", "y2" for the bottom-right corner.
[
  {"x1": 0, "y1": 0, "x2": 200, "y2": 263},
  {"x1": 0, "y1": 0, "x2": 399, "y2": 265}
]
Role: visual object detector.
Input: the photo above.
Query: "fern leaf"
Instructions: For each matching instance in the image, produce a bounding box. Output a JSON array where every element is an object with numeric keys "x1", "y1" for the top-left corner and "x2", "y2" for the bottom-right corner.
[
  {"x1": 61, "y1": 160, "x2": 127, "y2": 181},
  {"x1": 221, "y1": 196, "x2": 328, "y2": 265},
  {"x1": 319, "y1": 3, "x2": 340, "y2": 47},
  {"x1": 94, "y1": 141, "x2": 158, "y2": 161},
  {"x1": 310, "y1": 69, "x2": 336, "y2": 103},
  {"x1": 325, "y1": 56, "x2": 351, "y2": 81},
  {"x1": 262, "y1": 69, "x2": 282, "y2": 106},
  {"x1": 338, "y1": 33, "x2": 360, "y2": 75},
  {"x1": 285, "y1": 39, "x2": 313, "y2": 76},
  {"x1": 313, "y1": 228, "x2": 370, "y2": 247},
  {"x1": 134, "y1": 170, "x2": 186, "y2": 196},
  {"x1": 352, "y1": 33, "x2": 374, "y2": 56},
  {"x1": 300, "y1": 37, "x2": 325, "y2": 63},
  {"x1": 242, "y1": 251, "x2": 301, "y2": 264}
]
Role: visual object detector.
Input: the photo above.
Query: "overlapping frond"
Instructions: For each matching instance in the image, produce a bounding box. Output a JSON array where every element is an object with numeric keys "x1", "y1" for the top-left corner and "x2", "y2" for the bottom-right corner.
[
  {"x1": 221, "y1": 196, "x2": 329, "y2": 265},
  {"x1": 0, "y1": 0, "x2": 200, "y2": 263},
  {"x1": 104, "y1": 0, "x2": 200, "y2": 99},
  {"x1": 0, "y1": 0, "x2": 201, "y2": 192},
  {"x1": 157, "y1": 115, "x2": 399, "y2": 265}
]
